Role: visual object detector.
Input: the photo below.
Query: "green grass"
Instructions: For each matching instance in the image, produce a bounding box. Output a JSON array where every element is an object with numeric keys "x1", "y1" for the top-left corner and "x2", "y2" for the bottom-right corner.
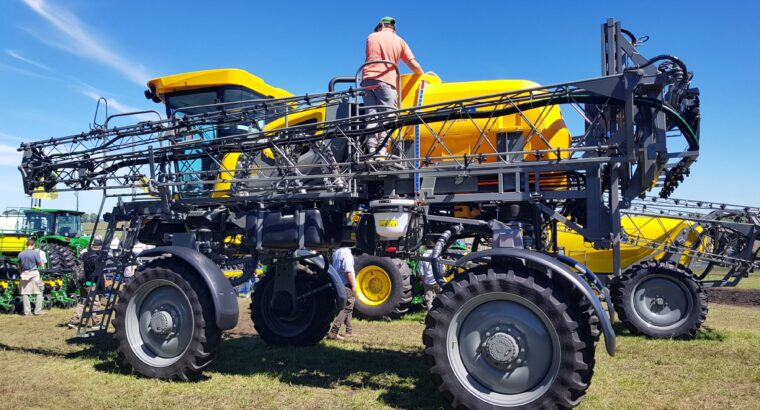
[
  {"x1": 82, "y1": 222, "x2": 108, "y2": 238},
  {"x1": 703, "y1": 266, "x2": 760, "y2": 289},
  {"x1": 0, "y1": 300, "x2": 758, "y2": 409}
]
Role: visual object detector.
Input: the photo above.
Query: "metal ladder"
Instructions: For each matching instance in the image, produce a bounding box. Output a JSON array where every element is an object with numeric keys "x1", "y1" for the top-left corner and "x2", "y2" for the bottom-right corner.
[{"x1": 76, "y1": 209, "x2": 141, "y2": 337}]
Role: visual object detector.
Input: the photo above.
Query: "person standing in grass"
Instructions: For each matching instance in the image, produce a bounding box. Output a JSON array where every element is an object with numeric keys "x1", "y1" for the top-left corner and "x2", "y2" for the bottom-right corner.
[
  {"x1": 17, "y1": 237, "x2": 45, "y2": 316},
  {"x1": 327, "y1": 247, "x2": 356, "y2": 340},
  {"x1": 68, "y1": 236, "x2": 104, "y2": 328}
]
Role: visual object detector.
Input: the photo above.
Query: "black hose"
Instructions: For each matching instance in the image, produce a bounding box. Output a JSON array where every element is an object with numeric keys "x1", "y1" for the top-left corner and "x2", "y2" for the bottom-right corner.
[
  {"x1": 430, "y1": 225, "x2": 464, "y2": 287},
  {"x1": 628, "y1": 54, "x2": 689, "y2": 88},
  {"x1": 620, "y1": 28, "x2": 637, "y2": 45},
  {"x1": 227, "y1": 253, "x2": 258, "y2": 287}
]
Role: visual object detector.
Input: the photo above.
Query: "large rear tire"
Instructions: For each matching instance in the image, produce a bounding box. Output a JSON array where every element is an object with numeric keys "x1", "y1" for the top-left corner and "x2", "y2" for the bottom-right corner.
[
  {"x1": 113, "y1": 261, "x2": 222, "y2": 380},
  {"x1": 251, "y1": 271, "x2": 336, "y2": 346},
  {"x1": 423, "y1": 267, "x2": 596, "y2": 409},
  {"x1": 353, "y1": 255, "x2": 412, "y2": 320},
  {"x1": 42, "y1": 242, "x2": 83, "y2": 293},
  {"x1": 612, "y1": 261, "x2": 707, "y2": 339}
]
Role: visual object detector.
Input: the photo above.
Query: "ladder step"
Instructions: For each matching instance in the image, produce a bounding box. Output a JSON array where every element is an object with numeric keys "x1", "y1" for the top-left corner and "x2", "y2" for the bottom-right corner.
[{"x1": 82, "y1": 309, "x2": 112, "y2": 317}]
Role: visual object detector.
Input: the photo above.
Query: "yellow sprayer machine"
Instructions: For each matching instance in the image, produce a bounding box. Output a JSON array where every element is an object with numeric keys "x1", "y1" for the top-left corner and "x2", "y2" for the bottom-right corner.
[{"x1": 18, "y1": 19, "x2": 753, "y2": 409}]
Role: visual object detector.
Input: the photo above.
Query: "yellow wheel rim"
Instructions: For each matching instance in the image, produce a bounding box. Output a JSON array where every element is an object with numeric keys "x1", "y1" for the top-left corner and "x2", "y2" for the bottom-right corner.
[{"x1": 356, "y1": 265, "x2": 392, "y2": 306}]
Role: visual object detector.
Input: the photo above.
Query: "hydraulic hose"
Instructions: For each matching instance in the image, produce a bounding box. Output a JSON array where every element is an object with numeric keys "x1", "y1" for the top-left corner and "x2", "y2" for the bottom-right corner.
[
  {"x1": 430, "y1": 225, "x2": 464, "y2": 287},
  {"x1": 226, "y1": 253, "x2": 258, "y2": 287},
  {"x1": 627, "y1": 54, "x2": 689, "y2": 88},
  {"x1": 620, "y1": 28, "x2": 637, "y2": 45}
]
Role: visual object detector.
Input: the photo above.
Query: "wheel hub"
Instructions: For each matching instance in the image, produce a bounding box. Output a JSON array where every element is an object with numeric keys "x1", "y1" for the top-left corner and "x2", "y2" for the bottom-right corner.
[
  {"x1": 483, "y1": 333, "x2": 519, "y2": 364},
  {"x1": 480, "y1": 325, "x2": 525, "y2": 371},
  {"x1": 149, "y1": 306, "x2": 177, "y2": 336},
  {"x1": 369, "y1": 278, "x2": 383, "y2": 294},
  {"x1": 652, "y1": 296, "x2": 666, "y2": 307}
]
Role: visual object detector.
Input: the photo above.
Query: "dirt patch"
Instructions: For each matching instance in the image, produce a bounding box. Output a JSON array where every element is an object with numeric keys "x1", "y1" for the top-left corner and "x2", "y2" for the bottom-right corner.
[
  {"x1": 707, "y1": 288, "x2": 760, "y2": 307},
  {"x1": 224, "y1": 298, "x2": 256, "y2": 338}
]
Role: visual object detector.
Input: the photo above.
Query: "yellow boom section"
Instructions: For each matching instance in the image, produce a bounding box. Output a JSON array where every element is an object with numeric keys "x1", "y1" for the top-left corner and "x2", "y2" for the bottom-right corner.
[
  {"x1": 147, "y1": 68, "x2": 293, "y2": 101},
  {"x1": 558, "y1": 215, "x2": 704, "y2": 273}
]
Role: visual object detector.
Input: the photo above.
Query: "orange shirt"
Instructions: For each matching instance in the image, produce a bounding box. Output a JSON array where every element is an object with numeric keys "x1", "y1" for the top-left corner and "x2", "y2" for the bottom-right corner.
[{"x1": 363, "y1": 28, "x2": 415, "y2": 88}]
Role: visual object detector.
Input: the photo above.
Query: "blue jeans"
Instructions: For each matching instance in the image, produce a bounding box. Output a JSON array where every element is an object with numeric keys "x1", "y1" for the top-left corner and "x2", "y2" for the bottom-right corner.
[{"x1": 361, "y1": 79, "x2": 398, "y2": 153}]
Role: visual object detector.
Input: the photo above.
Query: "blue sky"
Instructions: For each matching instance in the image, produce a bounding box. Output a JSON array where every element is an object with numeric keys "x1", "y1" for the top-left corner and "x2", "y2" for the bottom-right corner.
[{"x1": 0, "y1": 0, "x2": 758, "y2": 212}]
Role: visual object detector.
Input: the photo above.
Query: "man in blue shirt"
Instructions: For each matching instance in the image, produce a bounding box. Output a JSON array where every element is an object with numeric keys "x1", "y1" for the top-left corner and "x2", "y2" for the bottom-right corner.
[
  {"x1": 327, "y1": 247, "x2": 356, "y2": 340},
  {"x1": 17, "y1": 238, "x2": 45, "y2": 316}
]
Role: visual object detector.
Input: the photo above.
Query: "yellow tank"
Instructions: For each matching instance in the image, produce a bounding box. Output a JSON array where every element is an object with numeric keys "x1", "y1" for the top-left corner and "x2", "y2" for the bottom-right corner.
[
  {"x1": 398, "y1": 74, "x2": 570, "y2": 162},
  {"x1": 557, "y1": 215, "x2": 704, "y2": 273}
]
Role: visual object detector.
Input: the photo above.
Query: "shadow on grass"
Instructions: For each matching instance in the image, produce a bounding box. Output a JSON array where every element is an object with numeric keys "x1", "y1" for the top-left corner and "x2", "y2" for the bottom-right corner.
[
  {"x1": 0, "y1": 333, "x2": 117, "y2": 364},
  {"x1": 0, "y1": 330, "x2": 441, "y2": 407},
  {"x1": 214, "y1": 335, "x2": 443, "y2": 408},
  {"x1": 612, "y1": 321, "x2": 726, "y2": 342}
]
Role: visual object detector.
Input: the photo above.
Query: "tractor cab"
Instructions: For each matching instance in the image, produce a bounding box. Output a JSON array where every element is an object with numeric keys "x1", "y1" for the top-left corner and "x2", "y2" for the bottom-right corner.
[
  {"x1": 146, "y1": 68, "x2": 292, "y2": 123},
  {"x1": 7, "y1": 208, "x2": 84, "y2": 238},
  {"x1": 145, "y1": 69, "x2": 293, "y2": 197}
]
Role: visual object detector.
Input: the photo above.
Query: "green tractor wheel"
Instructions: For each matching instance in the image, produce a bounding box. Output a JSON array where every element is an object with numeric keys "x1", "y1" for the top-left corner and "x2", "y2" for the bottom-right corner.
[
  {"x1": 42, "y1": 242, "x2": 84, "y2": 293},
  {"x1": 353, "y1": 255, "x2": 412, "y2": 320}
]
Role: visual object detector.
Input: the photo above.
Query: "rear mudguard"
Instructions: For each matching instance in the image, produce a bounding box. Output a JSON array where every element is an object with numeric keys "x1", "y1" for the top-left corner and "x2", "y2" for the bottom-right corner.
[
  {"x1": 455, "y1": 248, "x2": 616, "y2": 356},
  {"x1": 138, "y1": 246, "x2": 239, "y2": 330}
]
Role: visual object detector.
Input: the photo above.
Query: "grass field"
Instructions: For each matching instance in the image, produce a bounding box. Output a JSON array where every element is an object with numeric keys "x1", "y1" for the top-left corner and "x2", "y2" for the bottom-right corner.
[
  {"x1": 704, "y1": 266, "x2": 760, "y2": 289},
  {"x1": 0, "y1": 300, "x2": 758, "y2": 409},
  {"x1": 82, "y1": 222, "x2": 107, "y2": 238}
]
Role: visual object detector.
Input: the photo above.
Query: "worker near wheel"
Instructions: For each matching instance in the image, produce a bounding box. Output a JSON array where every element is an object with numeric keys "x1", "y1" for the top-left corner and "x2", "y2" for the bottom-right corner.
[
  {"x1": 327, "y1": 247, "x2": 356, "y2": 340},
  {"x1": 419, "y1": 248, "x2": 441, "y2": 311},
  {"x1": 68, "y1": 235, "x2": 104, "y2": 328},
  {"x1": 362, "y1": 16, "x2": 423, "y2": 157},
  {"x1": 17, "y1": 237, "x2": 45, "y2": 316}
]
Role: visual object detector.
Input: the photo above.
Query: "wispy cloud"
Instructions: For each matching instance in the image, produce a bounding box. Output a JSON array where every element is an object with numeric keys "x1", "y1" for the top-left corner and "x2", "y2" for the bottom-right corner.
[
  {"x1": 0, "y1": 62, "x2": 60, "y2": 81},
  {"x1": 0, "y1": 144, "x2": 21, "y2": 167},
  {"x1": 21, "y1": 0, "x2": 152, "y2": 86},
  {"x1": 5, "y1": 49, "x2": 53, "y2": 72}
]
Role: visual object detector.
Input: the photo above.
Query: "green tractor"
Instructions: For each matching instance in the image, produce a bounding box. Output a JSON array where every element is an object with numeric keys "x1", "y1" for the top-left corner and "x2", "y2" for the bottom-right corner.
[{"x1": 1, "y1": 208, "x2": 89, "y2": 309}]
